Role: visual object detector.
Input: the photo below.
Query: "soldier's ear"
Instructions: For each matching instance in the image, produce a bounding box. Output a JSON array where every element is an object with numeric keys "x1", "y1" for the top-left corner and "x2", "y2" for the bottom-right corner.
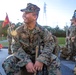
[
  {"x1": 33, "y1": 14, "x2": 37, "y2": 20},
  {"x1": 75, "y1": 20, "x2": 76, "y2": 22},
  {"x1": 32, "y1": 12, "x2": 38, "y2": 20}
]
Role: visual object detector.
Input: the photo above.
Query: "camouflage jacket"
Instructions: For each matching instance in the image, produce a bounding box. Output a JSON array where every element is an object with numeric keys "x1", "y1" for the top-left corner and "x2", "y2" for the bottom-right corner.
[
  {"x1": 68, "y1": 25, "x2": 76, "y2": 37},
  {"x1": 11, "y1": 23, "x2": 54, "y2": 67}
]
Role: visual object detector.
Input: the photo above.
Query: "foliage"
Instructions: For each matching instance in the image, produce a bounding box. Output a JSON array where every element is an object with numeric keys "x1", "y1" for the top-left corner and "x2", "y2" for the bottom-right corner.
[
  {"x1": 0, "y1": 20, "x2": 66, "y2": 37},
  {"x1": 0, "y1": 20, "x2": 8, "y2": 37},
  {"x1": 15, "y1": 22, "x2": 23, "y2": 28},
  {"x1": 43, "y1": 25, "x2": 66, "y2": 37},
  {"x1": 0, "y1": 21, "x2": 22, "y2": 37}
]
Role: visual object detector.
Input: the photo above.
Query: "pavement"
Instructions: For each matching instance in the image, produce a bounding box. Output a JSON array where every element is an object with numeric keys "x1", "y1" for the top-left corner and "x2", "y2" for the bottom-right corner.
[
  {"x1": 60, "y1": 59, "x2": 75, "y2": 75},
  {"x1": 0, "y1": 48, "x2": 76, "y2": 75},
  {"x1": 0, "y1": 48, "x2": 8, "y2": 75}
]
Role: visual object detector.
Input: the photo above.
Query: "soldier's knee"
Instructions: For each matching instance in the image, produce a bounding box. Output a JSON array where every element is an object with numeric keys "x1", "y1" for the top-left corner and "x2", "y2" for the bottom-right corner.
[
  {"x1": 2, "y1": 56, "x2": 14, "y2": 70},
  {"x1": 51, "y1": 54, "x2": 61, "y2": 69},
  {"x1": 2, "y1": 59, "x2": 9, "y2": 71}
]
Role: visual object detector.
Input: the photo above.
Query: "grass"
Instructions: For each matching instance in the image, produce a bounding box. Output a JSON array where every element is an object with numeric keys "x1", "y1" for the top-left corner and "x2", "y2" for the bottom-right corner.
[
  {"x1": 0, "y1": 37, "x2": 65, "y2": 47},
  {"x1": 0, "y1": 37, "x2": 8, "y2": 47},
  {"x1": 57, "y1": 37, "x2": 65, "y2": 46},
  {"x1": 0, "y1": 41, "x2": 8, "y2": 47}
]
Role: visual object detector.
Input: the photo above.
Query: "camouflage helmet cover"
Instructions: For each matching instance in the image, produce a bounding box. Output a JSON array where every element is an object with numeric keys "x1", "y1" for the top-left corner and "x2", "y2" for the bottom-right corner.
[{"x1": 20, "y1": 3, "x2": 40, "y2": 16}]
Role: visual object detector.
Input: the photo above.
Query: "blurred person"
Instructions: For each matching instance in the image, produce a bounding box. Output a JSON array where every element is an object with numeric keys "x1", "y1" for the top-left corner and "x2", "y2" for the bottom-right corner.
[
  {"x1": 61, "y1": 10, "x2": 76, "y2": 60},
  {"x1": 7, "y1": 23, "x2": 15, "y2": 54}
]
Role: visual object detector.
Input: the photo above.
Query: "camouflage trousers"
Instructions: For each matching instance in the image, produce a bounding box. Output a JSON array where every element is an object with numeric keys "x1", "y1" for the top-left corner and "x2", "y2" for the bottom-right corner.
[
  {"x1": 7, "y1": 38, "x2": 12, "y2": 54},
  {"x1": 2, "y1": 54, "x2": 61, "y2": 75}
]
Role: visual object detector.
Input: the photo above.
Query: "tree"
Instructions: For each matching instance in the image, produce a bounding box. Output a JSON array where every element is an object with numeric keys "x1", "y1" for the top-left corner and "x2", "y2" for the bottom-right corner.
[{"x1": 43, "y1": 25, "x2": 66, "y2": 37}]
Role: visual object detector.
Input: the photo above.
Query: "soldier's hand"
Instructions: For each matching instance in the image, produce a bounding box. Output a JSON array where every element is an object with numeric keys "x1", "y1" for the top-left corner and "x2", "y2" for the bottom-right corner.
[
  {"x1": 66, "y1": 36, "x2": 70, "y2": 40},
  {"x1": 71, "y1": 36, "x2": 75, "y2": 42},
  {"x1": 34, "y1": 61, "x2": 43, "y2": 71},
  {"x1": 26, "y1": 62, "x2": 36, "y2": 73}
]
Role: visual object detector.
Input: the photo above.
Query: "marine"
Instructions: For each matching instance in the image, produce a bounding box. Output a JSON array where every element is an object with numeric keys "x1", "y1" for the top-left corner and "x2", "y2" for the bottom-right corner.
[
  {"x1": 2, "y1": 3, "x2": 61, "y2": 75},
  {"x1": 60, "y1": 10, "x2": 76, "y2": 60},
  {"x1": 7, "y1": 23, "x2": 15, "y2": 54}
]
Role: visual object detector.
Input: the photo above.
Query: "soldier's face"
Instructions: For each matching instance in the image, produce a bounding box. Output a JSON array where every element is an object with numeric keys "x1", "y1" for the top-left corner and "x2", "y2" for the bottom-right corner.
[
  {"x1": 71, "y1": 19, "x2": 76, "y2": 25},
  {"x1": 22, "y1": 12, "x2": 37, "y2": 24},
  {"x1": 11, "y1": 25, "x2": 15, "y2": 28}
]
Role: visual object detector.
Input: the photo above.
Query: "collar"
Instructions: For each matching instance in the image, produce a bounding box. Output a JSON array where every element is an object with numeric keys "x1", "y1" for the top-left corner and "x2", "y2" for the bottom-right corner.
[{"x1": 23, "y1": 23, "x2": 41, "y2": 34}]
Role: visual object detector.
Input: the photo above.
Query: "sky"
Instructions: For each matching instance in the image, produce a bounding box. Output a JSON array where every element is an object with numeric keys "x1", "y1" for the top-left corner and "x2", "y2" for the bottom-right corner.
[{"x1": 0, "y1": 0, "x2": 76, "y2": 29}]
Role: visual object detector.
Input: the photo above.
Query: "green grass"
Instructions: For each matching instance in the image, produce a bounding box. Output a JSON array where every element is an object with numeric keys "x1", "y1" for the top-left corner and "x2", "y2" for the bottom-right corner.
[
  {"x1": 57, "y1": 37, "x2": 65, "y2": 46},
  {"x1": 0, "y1": 37, "x2": 8, "y2": 47},
  {"x1": 0, "y1": 37, "x2": 65, "y2": 47},
  {"x1": 0, "y1": 41, "x2": 8, "y2": 47}
]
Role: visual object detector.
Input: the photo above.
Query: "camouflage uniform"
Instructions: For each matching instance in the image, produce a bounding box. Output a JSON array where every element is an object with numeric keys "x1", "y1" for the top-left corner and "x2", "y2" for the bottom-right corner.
[
  {"x1": 60, "y1": 10, "x2": 76, "y2": 60},
  {"x1": 2, "y1": 3, "x2": 61, "y2": 75},
  {"x1": 67, "y1": 25, "x2": 76, "y2": 58},
  {"x1": 7, "y1": 24, "x2": 15, "y2": 54},
  {"x1": 66, "y1": 10, "x2": 76, "y2": 60},
  {"x1": 52, "y1": 35, "x2": 60, "y2": 57}
]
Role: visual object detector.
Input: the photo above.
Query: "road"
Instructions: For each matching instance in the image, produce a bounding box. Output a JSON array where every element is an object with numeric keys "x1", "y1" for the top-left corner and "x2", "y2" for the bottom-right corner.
[{"x1": 0, "y1": 48, "x2": 8, "y2": 75}]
